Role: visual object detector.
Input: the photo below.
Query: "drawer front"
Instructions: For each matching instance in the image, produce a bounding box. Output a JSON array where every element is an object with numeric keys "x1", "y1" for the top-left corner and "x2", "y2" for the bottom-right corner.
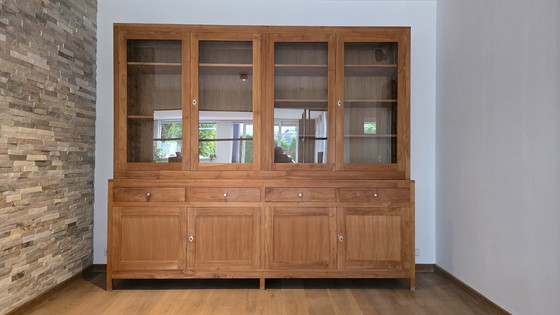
[
  {"x1": 189, "y1": 188, "x2": 261, "y2": 202},
  {"x1": 265, "y1": 187, "x2": 336, "y2": 202},
  {"x1": 339, "y1": 188, "x2": 410, "y2": 203},
  {"x1": 113, "y1": 188, "x2": 186, "y2": 202}
]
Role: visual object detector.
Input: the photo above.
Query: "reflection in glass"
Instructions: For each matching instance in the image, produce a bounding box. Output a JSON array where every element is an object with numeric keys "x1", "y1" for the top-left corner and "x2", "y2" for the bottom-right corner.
[
  {"x1": 198, "y1": 41, "x2": 253, "y2": 164},
  {"x1": 126, "y1": 40, "x2": 182, "y2": 163},
  {"x1": 273, "y1": 108, "x2": 327, "y2": 163},
  {"x1": 199, "y1": 112, "x2": 253, "y2": 163},
  {"x1": 153, "y1": 110, "x2": 182, "y2": 162},
  {"x1": 274, "y1": 42, "x2": 328, "y2": 163},
  {"x1": 343, "y1": 42, "x2": 397, "y2": 164}
]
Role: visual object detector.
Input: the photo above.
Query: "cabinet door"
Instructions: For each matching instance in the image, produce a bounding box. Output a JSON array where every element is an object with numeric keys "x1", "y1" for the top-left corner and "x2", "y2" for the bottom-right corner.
[
  {"x1": 190, "y1": 33, "x2": 261, "y2": 170},
  {"x1": 117, "y1": 36, "x2": 185, "y2": 170},
  {"x1": 265, "y1": 207, "x2": 337, "y2": 269},
  {"x1": 113, "y1": 207, "x2": 186, "y2": 271},
  {"x1": 265, "y1": 34, "x2": 335, "y2": 170},
  {"x1": 336, "y1": 32, "x2": 410, "y2": 174},
  {"x1": 187, "y1": 207, "x2": 260, "y2": 270},
  {"x1": 338, "y1": 207, "x2": 411, "y2": 270}
]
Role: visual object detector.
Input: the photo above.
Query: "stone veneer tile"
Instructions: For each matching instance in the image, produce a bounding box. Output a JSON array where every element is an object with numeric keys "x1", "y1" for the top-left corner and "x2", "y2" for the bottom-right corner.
[{"x1": 0, "y1": 0, "x2": 97, "y2": 313}]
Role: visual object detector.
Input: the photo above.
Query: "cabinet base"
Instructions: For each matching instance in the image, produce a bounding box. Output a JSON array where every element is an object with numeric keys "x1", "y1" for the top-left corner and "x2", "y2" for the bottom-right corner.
[{"x1": 107, "y1": 270, "x2": 415, "y2": 291}]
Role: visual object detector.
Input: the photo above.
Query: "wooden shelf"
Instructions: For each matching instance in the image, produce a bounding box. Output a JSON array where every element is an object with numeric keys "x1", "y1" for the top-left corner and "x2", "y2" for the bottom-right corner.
[
  {"x1": 344, "y1": 134, "x2": 397, "y2": 138},
  {"x1": 274, "y1": 64, "x2": 327, "y2": 76},
  {"x1": 128, "y1": 115, "x2": 154, "y2": 119},
  {"x1": 128, "y1": 62, "x2": 181, "y2": 66},
  {"x1": 275, "y1": 99, "x2": 328, "y2": 110},
  {"x1": 128, "y1": 62, "x2": 182, "y2": 74},
  {"x1": 343, "y1": 100, "x2": 397, "y2": 108},
  {"x1": 345, "y1": 99, "x2": 397, "y2": 103},
  {"x1": 344, "y1": 64, "x2": 396, "y2": 77},
  {"x1": 199, "y1": 63, "x2": 253, "y2": 75},
  {"x1": 298, "y1": 136, "x2": 328, "y2": 140},
  {"x1": 199, "y1": 138, "x2": 254, "y2": 142}
]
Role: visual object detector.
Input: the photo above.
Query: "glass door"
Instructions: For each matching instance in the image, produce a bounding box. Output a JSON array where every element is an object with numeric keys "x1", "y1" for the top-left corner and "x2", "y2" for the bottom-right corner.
[
  {"x1": 126, "y1": 40, "x2": 183, "y2": 166},
  {"x1": 267, "y1": 34, "x2": 335, "y2": 170},
  {"x1": 336, "y1": 33, "x2": 409, "y2": 173},
  {"x1": 191, "y1": 34, "x2": 260, "y2": 170}
]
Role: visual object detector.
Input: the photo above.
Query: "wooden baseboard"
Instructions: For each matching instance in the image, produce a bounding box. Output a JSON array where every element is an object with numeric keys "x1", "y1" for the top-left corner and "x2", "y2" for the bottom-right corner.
[
  {"x1": 6, "y1": 266, "x2": 92, "y2": 315},
  {"x1": 415, "y1": 263, "x2": 435, "y2": 272},
  {"x1": 90, "y1": 264, "x2": 107, "y2": 273},
  {"x1": 434, "y1": 265, "x2": 510, "y2": 315}
]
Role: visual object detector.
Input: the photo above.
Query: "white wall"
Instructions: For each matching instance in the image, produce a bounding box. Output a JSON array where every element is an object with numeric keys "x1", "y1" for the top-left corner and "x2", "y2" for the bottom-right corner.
[
  {"x1": 436, "y1": 0, "x2": 560, "y2": 313},
  {"x1": 95, "y1": 0, "x2": 437, "y2": 264}
]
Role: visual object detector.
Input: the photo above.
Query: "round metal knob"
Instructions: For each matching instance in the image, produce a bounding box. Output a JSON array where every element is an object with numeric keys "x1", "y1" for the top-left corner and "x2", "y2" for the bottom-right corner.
[
  {"x1": 192, "y1": 99, "x2": 197, "y2": 106},
  {"x1": 338, "y1": 235, "x2": 344, "y2": 242},
  {"x1": 373, "y1": 193, "x2": 379, "y2": 198},
  {"x1": 146, "y1": 192, "x2": 151, "y2": 197},
  {"x1": 297, "y1": 193, "x2": 303, "y2": 198},
  {"x1": 188, "y1": 236, "x2": 194, "y2": 242},
  {"x1": 337, "y1": 100, "x2": 343, "y2": 107},
  {"x1": 223, "y1": 193, "x2": 228, "y2": 198}
]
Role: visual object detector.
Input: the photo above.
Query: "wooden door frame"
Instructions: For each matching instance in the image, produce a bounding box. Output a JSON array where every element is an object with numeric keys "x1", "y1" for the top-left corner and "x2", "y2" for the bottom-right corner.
[
  {"x1": 189, "y1": 32, "x2": 263, "y2": 171},
  {"x1": 263, "y1": 32, "x2": 336, "y2": 171},
  {"x1": 334, "y1": 30, "x2": 410, "y2": 178}
]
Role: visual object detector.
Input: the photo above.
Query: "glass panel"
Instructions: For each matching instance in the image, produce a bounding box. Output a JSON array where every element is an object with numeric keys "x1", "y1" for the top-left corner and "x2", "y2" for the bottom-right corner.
[
  {"x1": 344, "y1": 42, "x2": 397, "y2": 164},
  {"x1": 198, "y1": 121, "x2": 253, "y2": 164},
  {"x1": 198, "y1": 41, "x2": 253, "y2": 164},
  {"x1": 126, "y1": 40, "x2": 182, "y2": 163},
  {"x1": 274, "y1": 42, "x2": 328, "y2": 164}
]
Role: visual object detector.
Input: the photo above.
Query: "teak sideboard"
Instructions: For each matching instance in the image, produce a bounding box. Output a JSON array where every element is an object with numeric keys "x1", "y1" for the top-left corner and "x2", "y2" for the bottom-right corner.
[{"x1": 107, "y1": 24, "x2": 414, "y2": 290}]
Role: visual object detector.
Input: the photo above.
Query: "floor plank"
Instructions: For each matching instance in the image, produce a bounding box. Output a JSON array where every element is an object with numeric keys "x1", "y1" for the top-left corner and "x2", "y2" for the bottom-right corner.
[{"x1": 22, "y1": 273, "x2": 505, "y2": 315}]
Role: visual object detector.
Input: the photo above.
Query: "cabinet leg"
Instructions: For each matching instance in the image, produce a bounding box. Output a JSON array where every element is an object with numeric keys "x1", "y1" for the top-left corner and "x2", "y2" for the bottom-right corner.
[
  {"x1": 409, "y1": 278, "x2": 416, "y2": 291},
  {"x1": 106, "y1": 276, "x2": 113, "y2": 291},
  {"x1": 259, "y1": 278, "x2": 266, "y2": 290}
]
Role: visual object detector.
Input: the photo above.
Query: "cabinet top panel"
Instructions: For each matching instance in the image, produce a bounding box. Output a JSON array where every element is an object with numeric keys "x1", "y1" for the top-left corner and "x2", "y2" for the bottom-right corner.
[{"x1": 114, "y1": 24, "x2": 410, "y2": 37}]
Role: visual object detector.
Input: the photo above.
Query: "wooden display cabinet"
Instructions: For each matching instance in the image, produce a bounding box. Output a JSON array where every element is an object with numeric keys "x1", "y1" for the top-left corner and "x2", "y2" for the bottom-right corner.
[{"x1": 108, "y1": 24, "x2": 414, "y2": 291}]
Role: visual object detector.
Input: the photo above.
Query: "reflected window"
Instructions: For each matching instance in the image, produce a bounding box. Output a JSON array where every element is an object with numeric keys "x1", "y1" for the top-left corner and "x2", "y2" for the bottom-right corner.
[
  {"x1": 199, "y1": 111, "x2": 253, "y2": 164},
  {"x1": 364, "y1": 121, "x2": 377, "y2": 134},
  {"x1": 199, "y1": 123, "x2": 217, "y2": 160}
]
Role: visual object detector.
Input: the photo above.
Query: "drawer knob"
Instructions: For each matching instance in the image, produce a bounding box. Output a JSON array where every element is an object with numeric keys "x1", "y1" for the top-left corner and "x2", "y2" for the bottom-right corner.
[
  {"x1": 146, "y1": 192, "x2": 151, "y2": 197},
  {"x1": 223, "y1": 193, "x2": 228, "y2": 198},
  {"x1": 373, "y1": 193, "x2": 379, "y2": 198},
  {"x1": 298, "y1": 192, "x2": 303, "y2": 198},
  {"x1": 188, "y1": 236, "x2": 194, "y2": 242},
  {"x1": 338, "y1": 235, "x2": 344, "y2": 242}
]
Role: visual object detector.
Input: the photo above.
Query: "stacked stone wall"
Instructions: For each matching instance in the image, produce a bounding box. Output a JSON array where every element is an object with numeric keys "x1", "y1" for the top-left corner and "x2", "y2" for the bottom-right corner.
[{"x1": 0, "y1": 1, "x2": 97, "y2": 313}]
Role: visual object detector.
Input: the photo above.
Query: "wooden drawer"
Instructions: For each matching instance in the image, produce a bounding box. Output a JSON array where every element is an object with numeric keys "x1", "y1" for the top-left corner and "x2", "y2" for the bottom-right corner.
[
  {"x1": 339, "y1": 187, "x2": 410, "y2": 203},
  {"x1": 113, "y1": 188, "x2": 186, "y2": 202},
  {"x1": 189, "y1": 187, "x2": 261, "y2": 202},
  {"x1": 265, "y1": 187, "x2": 336, "y2": 202}
]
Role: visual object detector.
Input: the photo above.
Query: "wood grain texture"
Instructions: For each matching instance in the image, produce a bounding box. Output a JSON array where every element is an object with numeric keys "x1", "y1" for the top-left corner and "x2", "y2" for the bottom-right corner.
[
  {"x1": 113, "y1": 187, "x2": 186, "y2": 202},
  {"x1": 189, "y1": 187, "x2": 261, "y2": 202},
  {"x1": 339, "y1": 208, "x2": 404, "y2": 269},
  {"x1": 265, "y1": 187, "x2": 336, "y2": 202},
  {"x1": 188, "y1": 207, "x2": 260, "y2": 269},
  {"x1": 266, "y1": 207, "x2": 337, "y2": 269},
  {"x1": 20, "y1": 271, "x2": 509, "y2": 315},
  {"x1": 112, "y1": 207, "x2": 186, "y2": 272},
  {"x1": 339, "y1": 187, "x2": 410, "y2": 203}
]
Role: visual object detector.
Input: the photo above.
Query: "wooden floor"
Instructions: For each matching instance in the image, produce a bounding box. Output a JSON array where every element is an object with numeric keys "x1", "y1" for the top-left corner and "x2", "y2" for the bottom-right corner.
[{"x1": 23, "y1": 272, "x2": 502, "y2": 315}]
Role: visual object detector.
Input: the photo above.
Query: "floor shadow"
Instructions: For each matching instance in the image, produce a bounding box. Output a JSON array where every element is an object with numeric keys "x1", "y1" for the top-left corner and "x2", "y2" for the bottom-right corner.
[{"x1": 86, "y1": 272, "x2": 411, "y2": 291}]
